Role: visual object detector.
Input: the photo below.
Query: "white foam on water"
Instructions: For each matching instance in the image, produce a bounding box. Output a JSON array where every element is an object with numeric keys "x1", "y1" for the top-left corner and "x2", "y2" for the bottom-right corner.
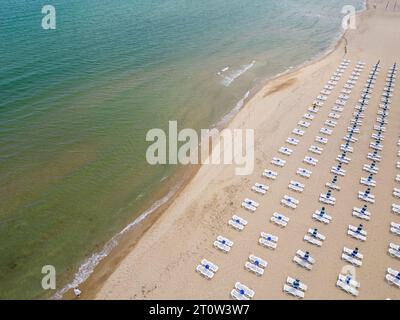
[{"x1": 221, "y1": 61, "x2": 256, "y2": 87}]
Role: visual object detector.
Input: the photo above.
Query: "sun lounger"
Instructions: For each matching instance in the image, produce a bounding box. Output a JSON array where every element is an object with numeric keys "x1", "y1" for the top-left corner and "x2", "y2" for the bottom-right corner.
[
  {"x1": 200, "y1": 259, "x2": 218, "y2": 273},
  {"x1": 304, "y1": 156, "x2": 318, "y2": 166},
  {"x1": 271, "y1": 157, "x2": 286, "y2": 167},
  {"x1": 298, "y1": 120, "x2": 310, "y2": 128},
  {"x1": 231, "y1": 289, "x2": 249, "y2": 300},
  {"x1": 396, "y1": 175, "x2": 400, "y2": 183},
  {"x1": 352, "y1": 206, "x2": 371, "y2": 221},
  {"x1": 263, "y1": 169, "x2": 278, "y2": 180},
  {"x1": 363, "y1": 164, "x2": 378, "y2": 175},
  {"x1": 348, "y1": 224, "x2": 367, "y2": 241},
  {"x1": 309, "y1": 145, "x2": 323, "y2": 155},
  {"x1": 308, "y1": 107, "x2": 319, "y2": 114},
  {"x1": 325, "y1": 120, "x2": 337, "y2": 128},
  {"x1": 289, "y1": 180, "x2": 305, "y2": 193},
  {"x1": 324, "y1": 84, "x2": 334, "y2": 90},
  {"x1": 321, "y1": 89, "x2": 332, "y2": 95},
  {"x1": 279, "y1": 146, "x2": 293, "y2": 156},
  {"x1": 281, "y1": 195, "x2": 298, "y2": 209},
  {"x1": 196, "y1": 264, "x2": 215, "y2": 279},
  {"x1": 341, "y1": 144, "x2": 353, "y2": 153},
  {"x1": 319, "y1": 193, "x2": 336, "y2": 206},
  {"x1": 271, "y1": 212, "x2": 289, "y2": 228},
  {"x1": 397, "y1": 162, "x2": 400, "y2": 169},
  {"x1": 393, "y1": 188, "x2": 400, "y2": 199},
  {"x1": 326, "y1": 181, "x2": 340, "y2": 191},
  {"x1": 391, "y1": 222, "x2": 400, "y2": 236},
  {"x1": 303, "y1": 113, "x2": 314, "y2": 120},
  {"x1": 343, "y1": 135, "x2": 357, "y2": 144},
  {"x1": 367, "y1": 152, "x2": 381, "y2": 162},
  {"x1": 242, "y1": 201, "x2": 256, "y2": 212},
  {"x1": 360, "y1": 177, "x2": 376, "y2": 187},
  {"x1": 392, "y1": 204, "x2": 400, "y2": 215},
  {"x1": 249, "y1": 254, "x2": 268, "y2": 268},
  {"x1": 317, "y1": 95, "x2": 328, "y2": 101},
  {"x1": 293, "y1": 128, "x2": 305, "y2": 136},
  {"x1": 297, "y1": 167, "x2": 312, "y2": 178},
  {"x1": 214, "y1": 235, "x2": 234, "y2": 253},
  {"x1": 252, "y1": 183, "x2": 269, "y2": 195},
  {"x1": 283, "y1": 284, "x2": 305, "y2": 299},
  {"x1": 337, "y1": 154, "x2": 351, "y2": 164},
  {"x1": 348, "y1": 127, "x2": 360, "y2": 134},
  {"x1": 304, "y1": 229, "x2": 325, "y2": 247},
  {"x1": 386, "y1": 268, "x2": 400, "y2": 288},
  {"x1": 338, "y1": 273, "x2": 360, "y2": 289},
  {"x1": 229, "y1": 215, "x2": 248, "y2": 231},
  {"x1": 244, "y1": 262, "x2": 264, "y2": 276},
  {"x1": 313, "y1": 209, "x2": 332, "y2": 224},
  {"x1": 286, "y1": 137, "x2": 299, "y2": 146},
  {"x1": 259, "y1": 232, "x2": 278, "y2": 250},
  {"x1": 370, "y1": 142, "x2": 383, "y2": 151},
  {"x1": 374, "y1": 125, "x2": 386, "y2": 132},
  {"x1": 293, "y1": 250, "x2": 314, "y2": 270},
  {"x1": 336, "y1": 278, "x2": 359, "y2": 296},
  {"x1": 388, "y1": 243, "x2": 400, "y2": 259},
  {"x1": 329, "y1": 112, "x2": 340, "y2": 120},
  {"x1": 315, "y1": 136, "x2": 328, "y2": 145},
  {"x1": 331, "y1": 166, "x2": 346, "y2": 176},
  {"x1": 234, "y1": 282, "x2": 254, "y2": 299}
]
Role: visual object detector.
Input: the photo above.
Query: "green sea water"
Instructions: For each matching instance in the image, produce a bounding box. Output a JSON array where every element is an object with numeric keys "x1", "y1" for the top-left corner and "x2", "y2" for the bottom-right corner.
[{"x1": 0, "y1": 0, "x2": 365, "y2": 299}]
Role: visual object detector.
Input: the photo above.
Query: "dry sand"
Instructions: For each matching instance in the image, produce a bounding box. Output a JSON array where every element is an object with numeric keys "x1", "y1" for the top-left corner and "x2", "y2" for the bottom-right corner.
[{"x1": 95, "y1": 0, "x2": 400, "y2": 299}]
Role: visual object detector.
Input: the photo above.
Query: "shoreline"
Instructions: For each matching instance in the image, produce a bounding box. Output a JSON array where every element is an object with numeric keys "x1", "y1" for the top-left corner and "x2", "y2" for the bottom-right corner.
[{"x1": 59, "y1": 2, "x2": 367, "y2": 300}]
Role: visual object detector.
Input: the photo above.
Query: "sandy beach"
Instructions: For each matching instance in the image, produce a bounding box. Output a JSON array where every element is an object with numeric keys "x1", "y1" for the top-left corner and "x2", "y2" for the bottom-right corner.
[{"x1": 93, "y1": 0, "x2": 400, "y2": 300}]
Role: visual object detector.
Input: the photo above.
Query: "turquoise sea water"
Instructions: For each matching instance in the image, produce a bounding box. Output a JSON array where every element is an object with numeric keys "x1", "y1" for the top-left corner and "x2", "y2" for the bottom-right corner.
[{"x1": 0, "y1": 0, "x2": 365, "y2": 299}]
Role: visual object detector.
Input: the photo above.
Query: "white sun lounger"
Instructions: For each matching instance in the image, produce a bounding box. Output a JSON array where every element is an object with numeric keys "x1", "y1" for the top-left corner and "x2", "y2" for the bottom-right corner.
[
  {"x1": 325, "y1": 120, "x2": 337, "y2": 128},
  {"x1": 293, "y1": 250, "x2": 315, "y2": 270},
  {"x1": 396, "y1": 175, "x2": 400, "y2": 183},
  {"x1": 391, "y1": 222, "x2": 400, "y2": 236},
  {"x1": 317, "y1": 95, "x2": 328, "y2": 101},
  {"x1": 374, "y1": 125, "x2": 386, "y2": 132},
  {"x1": 358, "y1": 191, "x2": 375, "y2": 204},
  {"x1": 263, "y1": 169, "x2": 278, "y2": 180},
  {"x1": 304, "y1": 229, "x2": 325, "y2": 247},
  {"x1": 392, "y1": 204, "x2": 400, "y2": 215},
  {"x1": 388, "y1": 243, "x2": 400, "y2": 259},
  {"x1": 297, "y1": 167, "x2": 312, "y2": 178},
  {"x1": 336, "y1": 278, "x2": 359, "y2": 296},
  {"x1": 329, "y1": 112, "x2": 340, "y2": 120},
  {"x1": 271, "y1": 157, "x2": 286, "y2": 167},
  {"x1": 309, "y1": 145, "x2": 323, "y2": 155},
  {"x1": 242, "y1": 201, "x2": 256, "y2": 212},
  {"x1": 244, "y1": 261, "x2": 264, "y2": 276},
  {"x1": 281, "y1": 196, "x2": 298, "y2": 209},
  {"x1": 348, "y1": 127, "x2": 360, "y2": 134},
  {"x1": 341, "y1": 88, "x2": 352, "y2": 94},
  {"x1": 341, "y1": 144, "x2": 353, "y2": 153},
  {"x1": 326, "y1": 181, "x2": 340, "y2": 191},
  {"x1": 320, "y1": 128, "x2": 333, "y2": 136},
  {"x1": 201, "y1": 259, "x2": 218, "y2": 272},
  {"x1": 313, "y1": 209, "x2": 332, "y2": 224},
  {"x1": 229, "y1": 215, "x2": 248, "y2": 231},
  {"x1": 319, "y1": 193, "x2": 336, "y2": 206},
  {"x1": 316, "y1": 136, "x2": 328, "y2": 145},
  {"x1": 348, "y1": 225, "x2": 367, "y2": 241},
  {"x1": 293, "y1": 128, "x2": 305, "y2": 136},
  {"x1": 234, "y1": 282, "x2": 254, "y2": 299},
  {"x1": 304, "y1": 156, "x2": 318, "y2": 166},
  {"x1": 370, "y1": 143, "x2": 383, "y2": 151},
  {"x1": 196, "y1": 264, "x2": 215, "y2": 279},
  {"x1": 386, "y1": 268, "x2": 400, "y2": 288},
  {"x1": 393, "y1": 188, "x2": 400, "y2": 199},
  {"x1": 338, "y1": 273, "x2": 360, "y2": 289},
  {"x1": 321, "y1": 89, "x2": 332, "y2": 95},
  {"x1": 337, "y1": 154, "x2": 351, "y2": 164},
  {"x1": 231, "y1": 289, "x2": 249, "y2": 300},
  {"x1": 303, "y1": 113, "x2": 314, "y2": 120},
  {"x1": 352, "y1": 206, "x2": 371, "y2": 221},
  {"x1": 363, "y1": 164, "x2": 378, "y2": 174},
  {"x1": 298, "y1": 120, "x2": 310, "y2": 128},
  {"x1": 214, "y1": 235, "x2": 234, "y2": 253},
  {"x1": 331, "y1": 166, "x2": 346, "y2": 176},
  {"x1": 308, "y1": 107, "x2": 319, "y2": 114},
  {"x1": 286, "y1": 137, "x2": 299, "y2": 146},
  {"x1": 289, "y1": 180, "x2": 305, "y2": 193},
  {"x1": 249, "y1": 254, "x2": 268, "y2": 269},
  {"x1": 367, "y1": 152, "x2": 381, "y2": 162},
  {"x1": 259, "y1": 232, "x2": 278, "y2": 250},
  {"x1": 271, "y1": 212, "x2": 289, "y2": 228},
  {"x1": 283, "y1": 284, "x2": 305, "y2": 299},
  {"x1": 279, "y1": 146, "x2": 293, "y2": 156},
  {"x1": 252, "y1": 183, "x2": 269, "y2": 195}
]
